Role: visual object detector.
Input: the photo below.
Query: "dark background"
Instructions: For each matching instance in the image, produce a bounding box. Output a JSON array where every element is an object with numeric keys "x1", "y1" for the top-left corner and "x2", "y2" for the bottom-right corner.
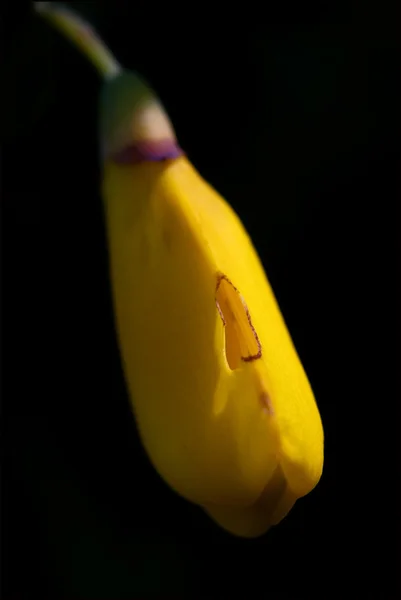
[{"x1": 2, "y1": 2, "x2": 399, "y2": 598}]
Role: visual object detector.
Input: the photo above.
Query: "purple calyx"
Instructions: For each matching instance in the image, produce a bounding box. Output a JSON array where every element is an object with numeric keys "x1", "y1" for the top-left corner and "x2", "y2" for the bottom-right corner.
[{"x1": 110, "y1": 139, "x2": 184, "y2": 165}]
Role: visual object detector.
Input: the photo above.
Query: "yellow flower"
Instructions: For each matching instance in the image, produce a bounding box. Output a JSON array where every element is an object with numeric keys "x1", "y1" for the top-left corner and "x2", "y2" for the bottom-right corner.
[
  {"x1": 36, "y1": 2, "x2": 324, "y2": 538},
  {"x1": 103, "y1": 154, "x2": 323, "y2": 537}
]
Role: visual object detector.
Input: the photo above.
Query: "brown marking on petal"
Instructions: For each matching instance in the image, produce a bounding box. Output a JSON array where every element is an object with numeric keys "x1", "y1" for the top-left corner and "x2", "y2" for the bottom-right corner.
[
  {"x1": 215, "y1": 299, "x2": 226, "y2": 326},
  {"x1": 215, "y1": 272, "x2": 262, "y2": 365}
]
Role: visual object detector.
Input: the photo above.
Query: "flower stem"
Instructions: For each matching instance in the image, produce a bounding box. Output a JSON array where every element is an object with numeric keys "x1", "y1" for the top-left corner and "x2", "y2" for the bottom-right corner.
[{"x1": 34, "y1": 2, "x2": 121, "y2": 79}]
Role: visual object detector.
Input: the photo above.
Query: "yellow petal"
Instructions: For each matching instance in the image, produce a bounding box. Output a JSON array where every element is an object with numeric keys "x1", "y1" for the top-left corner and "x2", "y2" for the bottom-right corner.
[
  {"x1": 103, "y1": 157, "x2": 324, "y2": 534},
  {"x1": 203, "y1": 466, "x2": 297, "y2": 538}
]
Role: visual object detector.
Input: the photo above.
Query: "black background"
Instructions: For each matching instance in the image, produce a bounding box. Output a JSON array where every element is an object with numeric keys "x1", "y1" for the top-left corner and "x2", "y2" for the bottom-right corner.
[{"x1": 2, "y1": 2, "x2": 399, "y2": 598}]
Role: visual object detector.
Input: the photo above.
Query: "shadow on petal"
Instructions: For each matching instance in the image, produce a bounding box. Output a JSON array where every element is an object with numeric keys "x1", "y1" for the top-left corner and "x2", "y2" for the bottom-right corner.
[{"x1": 202, "y1": 465, "x2": 298, "y2": 538}]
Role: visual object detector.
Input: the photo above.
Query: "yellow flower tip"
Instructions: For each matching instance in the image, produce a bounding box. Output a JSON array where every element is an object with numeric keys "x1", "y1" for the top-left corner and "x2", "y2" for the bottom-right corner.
[
  {"x1": 203, "y1": 465, "x2": 297, "y2": 538},
  {"x1": 203, "y1": 437, "x2": 323, "y2": 539},
  {"x1": 280, "y1": 432, "x2": 324, "y2": 498},
  {"x1": 203, "y1": 389, "x2": 323, "y2": 538}
]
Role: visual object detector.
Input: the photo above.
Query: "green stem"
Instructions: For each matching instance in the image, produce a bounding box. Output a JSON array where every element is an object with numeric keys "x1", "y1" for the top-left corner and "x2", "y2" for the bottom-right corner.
[{"x1": 35, "y1": 2, "x2": 121, "y2": 79}]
